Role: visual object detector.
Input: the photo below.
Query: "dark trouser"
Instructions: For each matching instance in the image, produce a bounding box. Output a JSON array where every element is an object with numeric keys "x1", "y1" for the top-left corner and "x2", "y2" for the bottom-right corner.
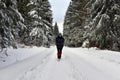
[
  {"x1": 57, "y1": 47, "x2": 63, "y2": 52},
  {"x1": 56, "y1": 46, "x2": 63, "y2": 59}
]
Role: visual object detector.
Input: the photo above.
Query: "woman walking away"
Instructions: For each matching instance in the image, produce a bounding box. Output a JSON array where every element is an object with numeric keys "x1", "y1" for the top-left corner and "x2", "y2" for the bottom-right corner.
[{"x1": 56, "y1": 33, "x2": 64, "y2": 59}]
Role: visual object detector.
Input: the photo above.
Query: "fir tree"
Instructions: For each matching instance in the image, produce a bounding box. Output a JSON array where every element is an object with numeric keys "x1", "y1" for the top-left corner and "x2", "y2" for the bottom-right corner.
[
  {"x1": 0, "y1": 0, "x2": 25, "y2": 48},
  {"x1": 21, "y1": 0, "x2": 53, "y2": 47},
  {"x1": 54, "y1": 22, "x2": 59, "y2": 38},
  {"x1": 87, "y1": 0, "x2": 120, "y2": 50},
  {"x1": 64, "y1": 0, "x2": 89, "y2": 47},
  {"x1": 64, "y1": 0, "x2": 120, "y2": 51},
  {"x1": 0, "y1": 0, "x2": 53, "y2": 49}
]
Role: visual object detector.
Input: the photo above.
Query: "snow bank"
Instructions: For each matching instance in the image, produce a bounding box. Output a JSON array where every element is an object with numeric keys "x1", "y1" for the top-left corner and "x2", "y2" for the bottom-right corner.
[
  {"x1": 68, "y1": 47, "x2": 120, "y2": 80},
  {"x1": 0, "y1": 47, "x2": 46, "y2": 68}
]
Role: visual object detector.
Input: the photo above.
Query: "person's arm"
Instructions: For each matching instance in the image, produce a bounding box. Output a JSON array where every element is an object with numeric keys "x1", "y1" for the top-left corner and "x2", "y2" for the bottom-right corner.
[{"x1": 61, "y1": 38, "x2": 64, "y2": 46}]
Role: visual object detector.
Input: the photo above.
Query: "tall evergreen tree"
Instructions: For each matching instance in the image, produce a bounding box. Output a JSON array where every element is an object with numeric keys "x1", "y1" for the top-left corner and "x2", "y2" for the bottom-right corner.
[
  {"x1": 18, "y1": 0, "x2": 53, "y2": 47},
  {"x1": 53, "y1": 22, "x2": 59, "y2": 38},
  {"x1": 87, "y1": 0, "x2": 120, "y2": 50},
  {"x1": 0, "y1": 0, "x2": 25, "y2": 48},
  {"x1": 0, "y1": 0, "x2": 53, "y2": 49},
  {"x1": 64, "y1": 0, "x2": 120, "y2": 51},
  {"x1": 64, "y1": 0, "x2": 89, "y2": 47}
]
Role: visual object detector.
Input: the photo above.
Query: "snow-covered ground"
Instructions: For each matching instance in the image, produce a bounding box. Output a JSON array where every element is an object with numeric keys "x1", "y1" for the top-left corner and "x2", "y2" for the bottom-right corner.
[
  {"x1": 0, "y1": 46, "x2": 120, "y2": 80},
  {"x1": 0, "y1": 46, "x2": 47, "y2": 68}
]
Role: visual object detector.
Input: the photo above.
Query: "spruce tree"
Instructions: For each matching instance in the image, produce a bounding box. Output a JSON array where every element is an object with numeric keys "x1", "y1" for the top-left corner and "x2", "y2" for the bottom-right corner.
[
  {"x1": 0, "y1": 0, "x2": 53, "y2": 48},
  {"x1": 87, "y1": 0, "x2": 120, "y2": 50},
  {"x1": 21, "y1": 0, "x2": 53, "y2": 47},
  {"x1": 54, "y1": 22, "x2": 59, "y2": 38},
  {"x1": 0, "y1": 0, "x2": 25, "y2": 48},
  {"x1": 64, "y1": 0, "x2": 120, "y2": 51},
  {"x1": 64, "y1": 0, "x2": 89, "y2": 47}
]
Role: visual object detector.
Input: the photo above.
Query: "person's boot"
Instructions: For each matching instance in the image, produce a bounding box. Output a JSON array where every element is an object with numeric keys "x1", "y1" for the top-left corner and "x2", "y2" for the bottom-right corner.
[
  {"x1": 57, "y1": 52, "x2": 61, "y2": 59},
  {"x1": 59, "y1": 52, "x2": 62, "y2": 59}
]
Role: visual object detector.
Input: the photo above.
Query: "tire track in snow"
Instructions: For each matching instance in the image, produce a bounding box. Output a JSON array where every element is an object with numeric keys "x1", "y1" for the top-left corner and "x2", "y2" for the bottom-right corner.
[
  {"x1": 18, "y1": 55, "x2": 50, "y2": 80},
  {"x1": 15, "y1": 48, "x2": 55, "y2": 80},
  {"x1": 37, "y1": 50, "x2": 75, "y2": 80},
  {"x1": 65, "y1": 47, "x2": 117, "y2": 80},
  {"x1": 64, "y1": 48, "x2": 87, "y2": 80},
  {"x1": 34, "y1": 47, "x2": 89, "y2": 80},
  {"x1": 1, "y1": 47, "x2": 119, "y2": 80}
]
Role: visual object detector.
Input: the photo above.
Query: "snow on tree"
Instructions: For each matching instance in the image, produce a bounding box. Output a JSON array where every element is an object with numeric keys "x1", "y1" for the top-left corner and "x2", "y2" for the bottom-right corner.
[
  {"x1": 63, "y1": 0, "x2": 90, "y2": 47},
  {"x1": 0, "y1": 0, "x2": 53, "y2": 49},
  {"x1": 0, "y1": 0, "x2": 25, "y2": 49},
  {"x1": 87, "y1": 0, "x2": 120, "y2": 50},
  {"x1": 64, "y1": 0, "x2": 120, "y2": 51},
  {"x1": 22, "y1": 0, "x2": 53, "y2": 47}
]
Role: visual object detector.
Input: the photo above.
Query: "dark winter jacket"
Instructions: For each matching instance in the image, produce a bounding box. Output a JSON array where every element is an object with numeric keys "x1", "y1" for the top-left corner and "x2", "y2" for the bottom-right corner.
[{"x1": 56, "y1": 36, "x2": 64, "y2": 49}]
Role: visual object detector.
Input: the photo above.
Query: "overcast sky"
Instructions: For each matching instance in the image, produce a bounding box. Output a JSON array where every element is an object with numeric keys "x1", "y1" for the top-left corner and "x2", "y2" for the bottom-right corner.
[{"x1": 49, "y1": 0, "x2": 71, "y2": 33}]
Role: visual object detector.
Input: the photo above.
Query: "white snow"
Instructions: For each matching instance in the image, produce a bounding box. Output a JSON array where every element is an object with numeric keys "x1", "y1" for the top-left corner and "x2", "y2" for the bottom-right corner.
[
  {"x1": 112, "y1": 4, "x2": 120, "y2": 10},
  {"x1": 30, "y1": 27, "x2": 43, "y2": 36},
  {"x1": 27, "y1": 1, "x2": 34, "y2": 6},
  {"x1": 0, "y1": 47, "x2": 46, "y2": 68},
  {"x1": 0, "y1": 46, "x2": 120, "y2": 80},
  {"x1": 82, "y1": 39, "x2": 89, "y2": 48},
  {"x1": 114, "y1": 15, "x2": 120, "y2": 22},
  {"x1": 28, "y1": 10, "x2": 37, "y2": 16}
]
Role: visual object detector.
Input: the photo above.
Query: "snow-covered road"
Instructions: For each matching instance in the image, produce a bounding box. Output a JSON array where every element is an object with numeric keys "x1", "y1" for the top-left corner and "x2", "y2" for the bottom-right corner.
[{"x1": 0, "y1": 47, "x2": 120, "y2": 80}]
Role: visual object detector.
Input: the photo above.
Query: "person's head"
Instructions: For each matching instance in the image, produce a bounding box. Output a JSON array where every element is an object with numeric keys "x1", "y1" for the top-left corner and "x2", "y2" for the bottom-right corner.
[{"x1": 58, "y1": 33, "x2": 62, "y2": 37}]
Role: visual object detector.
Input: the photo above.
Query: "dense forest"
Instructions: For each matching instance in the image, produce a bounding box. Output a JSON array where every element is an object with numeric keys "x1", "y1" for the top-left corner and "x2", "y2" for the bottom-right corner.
[
  {"x1": 1, "y1": 0, "x2": 120, "y2": 51},
  {"x1": 64, "y1": 0, "x2": 120, "y2": 51},
  {"x1": 0, "y1": 0, "x2": 53, "y2": 48}
]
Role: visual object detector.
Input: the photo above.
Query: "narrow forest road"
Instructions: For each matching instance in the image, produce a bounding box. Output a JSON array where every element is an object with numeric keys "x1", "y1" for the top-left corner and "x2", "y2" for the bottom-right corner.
[{"x1": 0, "y1": 47, "x2": 120, "y2": 80}]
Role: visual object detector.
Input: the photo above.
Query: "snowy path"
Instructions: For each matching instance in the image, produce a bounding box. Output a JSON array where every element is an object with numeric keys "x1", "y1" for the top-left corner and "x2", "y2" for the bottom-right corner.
[{"x1": 0, "y1": 47, "x2": 120, "y2": 80}]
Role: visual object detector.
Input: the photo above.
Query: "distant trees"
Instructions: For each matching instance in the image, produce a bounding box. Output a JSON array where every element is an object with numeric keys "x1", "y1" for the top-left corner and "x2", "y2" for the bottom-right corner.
[{"x1": 53, "y1": 22, "x2": 59, "y2": 38}]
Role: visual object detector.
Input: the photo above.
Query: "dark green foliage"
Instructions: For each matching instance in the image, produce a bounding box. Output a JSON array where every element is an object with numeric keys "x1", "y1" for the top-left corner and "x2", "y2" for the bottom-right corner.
[
  {"x1": 53, "y1": 22, "x2": 59, "y2": 38},
  {"x1": 2, "y1": 0, "x2": 13, "y2": 7},
  {"x1": 20, "y1": 0, "x2": 53, "y2": 47},
  {"x1": 0, "y1": 0, "x2": 53, "y2": 48},
  {"x1": 88, "y1": 0, "x2": 120, "y2": 50},
  {"x1": 0, "y1": 0, "x2": 25, "y2": 48},
  {"x1": 64, "y1": 0, "x2": 120, "y2": 51},
  {"x1": 17, "y1": 0, "x2": 30, "y2": 18},
  {"x1": 64, "y1": 0, "x2": 90, "y2": 47}
]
